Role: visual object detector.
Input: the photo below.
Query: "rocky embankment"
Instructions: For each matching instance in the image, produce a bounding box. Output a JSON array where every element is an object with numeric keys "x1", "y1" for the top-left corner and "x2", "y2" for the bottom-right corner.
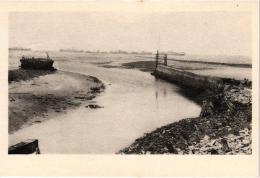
[{"x1": 119, "y1": 80, "x2": 252, "y2": 154}]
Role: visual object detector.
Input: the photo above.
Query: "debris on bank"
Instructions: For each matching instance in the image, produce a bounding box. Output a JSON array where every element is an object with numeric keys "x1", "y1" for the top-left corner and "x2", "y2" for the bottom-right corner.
[
  {"x1": 187, "y1": 128, "x2": 251, "y2": 155},
  {"x1": 85, "y1": 104, "x2": 104, "y2": 109}
]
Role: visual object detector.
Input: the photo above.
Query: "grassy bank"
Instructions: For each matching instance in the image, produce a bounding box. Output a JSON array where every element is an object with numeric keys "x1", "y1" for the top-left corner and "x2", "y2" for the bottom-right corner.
[{"x1": 9, "y1": 69, "x2": 105, "y2": 133}]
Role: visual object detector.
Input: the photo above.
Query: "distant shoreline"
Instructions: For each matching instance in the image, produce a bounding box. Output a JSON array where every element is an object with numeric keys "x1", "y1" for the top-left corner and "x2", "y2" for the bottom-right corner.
[
  {"x1": 168, "y1": 58, "x2": 252, "y2": 68},
  {"x1": 134, "y1": 55, "x2": 252, "y2": 68},
  {"x1": 9, "y1": 49, "x2": 251, "y2": 68},
  {"x1": 9, "y1": 47, "x2": 31, "y2": 51}
]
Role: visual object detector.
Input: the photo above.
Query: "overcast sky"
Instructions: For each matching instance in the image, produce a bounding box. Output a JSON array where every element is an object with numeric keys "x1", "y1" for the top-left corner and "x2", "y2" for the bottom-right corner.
[{"x1": 9, "y1": 11, "x2": 251, "y2": 56}]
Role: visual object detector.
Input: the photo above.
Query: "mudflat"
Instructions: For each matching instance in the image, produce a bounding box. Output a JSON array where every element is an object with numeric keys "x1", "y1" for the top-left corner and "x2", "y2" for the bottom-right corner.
[{"x1": 9, "y1": 69, "x2": 104, "y2": 133}]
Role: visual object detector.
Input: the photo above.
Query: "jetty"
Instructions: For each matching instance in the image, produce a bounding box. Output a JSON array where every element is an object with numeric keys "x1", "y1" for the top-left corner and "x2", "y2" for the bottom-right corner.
[
  {"x1": 152, "y1": 51, "x2": 251, "y2": 92},
  {"x1": 120, "y1": 51, "x2": 252, "y2": 154}
]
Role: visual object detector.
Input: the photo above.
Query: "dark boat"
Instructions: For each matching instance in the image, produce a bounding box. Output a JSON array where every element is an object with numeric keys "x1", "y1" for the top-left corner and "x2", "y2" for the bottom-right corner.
[
  {"x1": 20, "y1": 52, "x2": 54, "y2": 70},
  {"x1": 8, "y1": 139, "x2": 40, "y2": 154}
]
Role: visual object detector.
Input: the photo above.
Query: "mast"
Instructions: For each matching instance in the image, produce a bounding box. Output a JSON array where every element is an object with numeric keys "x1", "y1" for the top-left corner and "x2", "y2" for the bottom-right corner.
[
  {"x1": 158, "y1": 35, "x2": 161, "y2": 52},
  {"x1": 46, "y1": 52, "x2": 50, "y2": 60}
]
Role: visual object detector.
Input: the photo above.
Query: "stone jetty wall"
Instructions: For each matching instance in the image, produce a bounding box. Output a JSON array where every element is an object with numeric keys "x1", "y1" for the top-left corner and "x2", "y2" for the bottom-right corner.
[{"x1": 153, "y1": 65, "x2": 223, "y2": 91}]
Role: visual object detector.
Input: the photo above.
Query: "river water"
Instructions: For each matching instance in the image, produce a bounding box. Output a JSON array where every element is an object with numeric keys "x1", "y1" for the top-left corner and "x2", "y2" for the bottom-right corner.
[{"x1": 9, "y1": 51, "x2": 202, "y2": 153}]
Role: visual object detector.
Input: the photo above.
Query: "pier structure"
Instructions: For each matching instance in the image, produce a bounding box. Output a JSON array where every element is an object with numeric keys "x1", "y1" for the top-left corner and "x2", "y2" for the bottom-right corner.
[
  {"x1": 153, "y1": 51, "x2": 224, "y2": 92},
  {"x1": 155, "y1": 50, "x2": 168, "y2": 68}
]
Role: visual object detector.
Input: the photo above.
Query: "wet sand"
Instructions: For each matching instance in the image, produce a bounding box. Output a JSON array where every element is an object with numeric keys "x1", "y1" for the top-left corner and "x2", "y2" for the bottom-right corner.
[
  {"x1": 101, "y1": 61, "x2": 156, "y2": 72},
  {"x1": 9, "y1": 69, "x2": 105, "y2": 133}
]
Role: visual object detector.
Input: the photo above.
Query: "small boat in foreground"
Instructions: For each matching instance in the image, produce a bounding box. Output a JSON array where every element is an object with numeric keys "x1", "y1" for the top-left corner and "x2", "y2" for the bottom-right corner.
[{"x1": 8, "y1": 139, "x2": 40, "y2": 154}]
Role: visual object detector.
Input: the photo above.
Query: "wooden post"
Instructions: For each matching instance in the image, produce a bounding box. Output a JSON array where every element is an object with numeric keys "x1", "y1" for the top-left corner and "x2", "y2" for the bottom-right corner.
[
  {"x1": 155, "y1": 50, "x2": 159, "y2": 68},
  {"x1": 164, "y1": 54, "x2": 168, "y2": 66}
]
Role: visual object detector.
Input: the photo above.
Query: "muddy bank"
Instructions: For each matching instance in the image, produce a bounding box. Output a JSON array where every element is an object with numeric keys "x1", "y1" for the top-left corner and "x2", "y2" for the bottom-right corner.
[
  {"x1": 119, "y1": 67, "x2": 252, "y2": 154},
  {"x1": 121, "y1": 61, "x2": 156, "y2": 72},
  {"x1": 9, "y1": 69, "x2": 105, "y2": 133},
  {"x1": 98, "y1": 60, "x2": 156, "y2": 72},
  {"x1": 9, "y1": 69, "x2": 56, "y2": 83}
]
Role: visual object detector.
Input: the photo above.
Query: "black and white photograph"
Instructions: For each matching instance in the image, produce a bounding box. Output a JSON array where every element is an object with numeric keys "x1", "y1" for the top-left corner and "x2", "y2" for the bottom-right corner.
[
  {"x1": 8, "y1": 9, "x2": 253, "y2": 155},
  {"x1": 0, "y1": 0, "x2": 259, "y2": 177}
]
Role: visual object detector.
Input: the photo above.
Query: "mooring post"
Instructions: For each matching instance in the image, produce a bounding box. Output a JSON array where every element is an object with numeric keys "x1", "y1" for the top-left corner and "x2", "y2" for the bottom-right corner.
[
  {"x1": 155, "y1": 50, "x2": 159, "y2": 68},
  {"x1": 164, "y1": 54, "x2": 168, "y2": 66}
]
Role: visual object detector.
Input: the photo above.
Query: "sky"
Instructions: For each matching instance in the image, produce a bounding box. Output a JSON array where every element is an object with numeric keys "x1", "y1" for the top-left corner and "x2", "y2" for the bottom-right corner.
[{"x1": 9, "y1": 11, "x2": 251, "y2": 56}]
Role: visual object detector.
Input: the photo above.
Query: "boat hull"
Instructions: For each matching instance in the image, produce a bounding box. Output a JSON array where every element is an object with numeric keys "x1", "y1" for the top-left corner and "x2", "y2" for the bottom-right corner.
[
  {"x1": 8, "y1": 139, "x2": 40, "y2": 154},
  {"x1": 20, "y1": 58, "x2": 54, "y2": 70}
]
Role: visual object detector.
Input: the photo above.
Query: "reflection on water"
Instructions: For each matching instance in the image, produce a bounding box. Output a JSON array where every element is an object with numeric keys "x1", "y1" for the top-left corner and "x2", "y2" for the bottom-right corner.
[
  {"x1": 163, "y1": 88, "x2": 167, "y2": 97},
  {"x1": 9, "y1": 51, "x2": 202, "y2": 153}
]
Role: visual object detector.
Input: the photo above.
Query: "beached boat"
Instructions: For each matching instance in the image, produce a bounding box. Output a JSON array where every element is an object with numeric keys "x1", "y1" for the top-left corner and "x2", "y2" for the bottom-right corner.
[
  {"x1": 8, "y1": 139, "x2": 40, "y2": 154},
  {"x1": 20, "y1": 53, "x2": 54, "y2": 70}
]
